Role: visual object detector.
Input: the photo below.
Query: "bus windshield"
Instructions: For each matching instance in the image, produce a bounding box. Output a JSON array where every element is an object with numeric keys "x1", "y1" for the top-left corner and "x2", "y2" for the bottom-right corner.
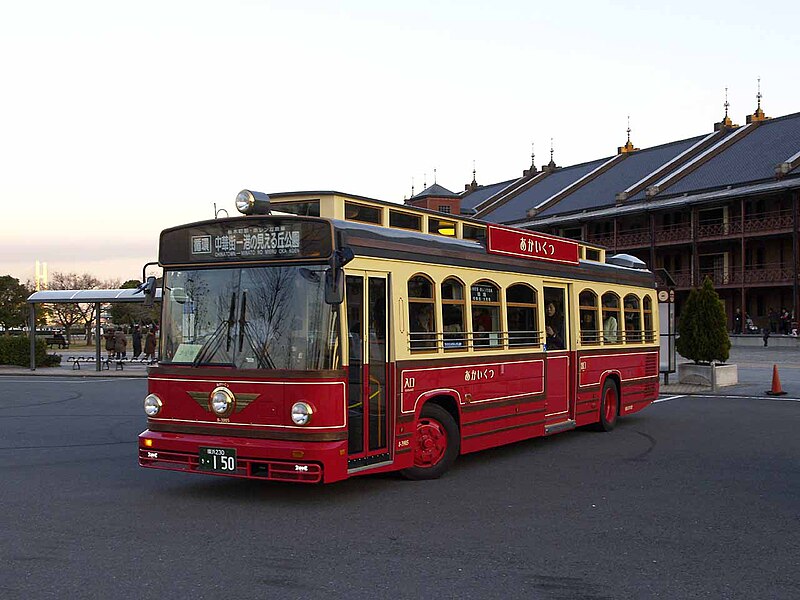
[{"x1": 161, "y1": 266, "x2": 339, "y2": 370}]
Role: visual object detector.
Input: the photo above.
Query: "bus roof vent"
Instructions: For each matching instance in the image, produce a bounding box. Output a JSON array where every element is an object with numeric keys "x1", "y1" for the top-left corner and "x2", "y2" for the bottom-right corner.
[{"x1": 607, "y1": 253, "x2": 648, "y2": 269}]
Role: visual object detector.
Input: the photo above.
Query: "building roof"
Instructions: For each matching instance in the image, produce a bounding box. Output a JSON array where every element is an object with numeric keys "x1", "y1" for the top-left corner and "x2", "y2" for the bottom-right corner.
[
  {"x1": 650, "y1": 111, "x2": 800, "y2": 198},
  {"x1": 412, "y1": 183, "x2": 459, "y2": 199},
  {"x1": 462, "y1": 109, "x2": 800, "y2": 225},
  {"x1": 460, "y1": 179, "x2": 517, "y2": 211},
  {"x1": 537, "y1": 135, "x2": 707, "y2": 217},
  {"x1": 480, "y1": 158, "x2": 611, "y2": 223}
]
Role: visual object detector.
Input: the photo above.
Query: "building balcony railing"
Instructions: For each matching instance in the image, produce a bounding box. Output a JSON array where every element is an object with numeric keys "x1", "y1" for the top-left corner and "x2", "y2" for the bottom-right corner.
[
  {"x1": 743, "y1": 209, "x2": 794, "y2": 234},
  {"x1": 696, "y1": 219, "x2": 742, "y2": 239},
  {"x1": 671, "y1": 262, "x2": 796, "y2": 289},
  {"x1": 654, "y1": 224, "x2": 692, "y2": 244},
  {"x1": 615, "y1": 227, "x2": 651, "y2": 248},
  {"x1": 584, "y1": 209, "x2": 795, "y2": 250}
]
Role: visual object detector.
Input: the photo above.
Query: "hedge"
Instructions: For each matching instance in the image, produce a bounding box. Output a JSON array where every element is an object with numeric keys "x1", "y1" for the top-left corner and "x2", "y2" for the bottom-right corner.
[{"x1": 0, "y1": 336, "x2": 62, "y2": 367}]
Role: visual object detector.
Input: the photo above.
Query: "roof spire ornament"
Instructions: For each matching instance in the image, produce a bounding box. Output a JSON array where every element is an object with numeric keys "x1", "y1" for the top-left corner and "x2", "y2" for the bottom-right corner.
[
  {"x1": 434, "y1": 168, "x2": 437, "y2": 184},
  {"x1": 466, "y1": 160, "x2": 479, "y2": 192},
  {"x1": 747, "y1": 78, "x2": 769, "y2": 124},
  {"x1": 523, "y1": 142, "x2": 538, "y2": 176},
  {"x1": 542, "y1": 138, "x2": 559, "y2": 173},
  {"x1": 618, "y1": 115, "x2": 639, "y2": 154},
  {"x1": 715, "y1": 87, "x2": 738, "y2": 130}
]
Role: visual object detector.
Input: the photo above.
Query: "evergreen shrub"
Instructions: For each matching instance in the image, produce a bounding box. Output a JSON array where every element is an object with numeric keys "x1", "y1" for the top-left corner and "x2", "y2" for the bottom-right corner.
[
  {"x1": 0, "y1": 336, "x2": 62, "y2": 367},
  {"x1": 676, "y1": 277, "x2": 731, "y2": 365}
]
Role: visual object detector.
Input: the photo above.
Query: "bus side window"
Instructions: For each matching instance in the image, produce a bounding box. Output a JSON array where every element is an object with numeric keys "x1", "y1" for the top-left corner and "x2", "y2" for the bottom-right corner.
[
  {"x1": 624, "y1": 294, "x2": 642, "y2": 343},
  {"x1": 471, "y1": 281, "x2": 501, "y2": 349},
  {"x1": 602, "y1": 292, "x2": 620, "y2": 344},
  {"x1": 408, "y1": 274, "x2": 437, "y2": 351},
  {"x1": 643, "y1": 295, "x2": 654, "y2": 342},
  {"x1": 441, "y1": 277, "x2": 466, "y2": 349},
  {"x1": 579, "y1": 289, "x2": 599, "y2": 345},
  {"x1": 507, "y1": 284, "x2": 539, "y2": 347}
]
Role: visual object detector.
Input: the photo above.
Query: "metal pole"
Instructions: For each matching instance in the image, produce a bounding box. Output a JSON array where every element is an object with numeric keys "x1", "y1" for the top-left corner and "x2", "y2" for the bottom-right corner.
[
  {"x1": 29, "y1": 304, "x2": 36, "y2": 371},
  {"x1": 95, "y1": 302, "x2": 102, "y2": 372},
  {"x1": 793, "y1": 192, "x2": 798, "y2": 323}
]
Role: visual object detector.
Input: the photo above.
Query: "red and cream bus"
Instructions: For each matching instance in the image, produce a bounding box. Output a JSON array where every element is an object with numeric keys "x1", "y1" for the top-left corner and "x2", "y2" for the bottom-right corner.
[{"x1": 139, "y1": 190, "x2": 659, "y2": 483}]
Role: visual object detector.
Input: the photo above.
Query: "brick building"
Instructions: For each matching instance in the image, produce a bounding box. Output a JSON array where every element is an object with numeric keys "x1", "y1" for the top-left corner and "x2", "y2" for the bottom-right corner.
[{"x1": 457, "y1": 101, "x2": 800, "y2": 332}]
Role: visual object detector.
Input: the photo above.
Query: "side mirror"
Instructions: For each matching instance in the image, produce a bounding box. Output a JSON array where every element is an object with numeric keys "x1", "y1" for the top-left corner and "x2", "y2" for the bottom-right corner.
[
  {"x1": 143, "y1": 276, "x2": 158, "y2": 307},
  {"x1": 323, "y1": 247, "x2": 354, "y2": 305},
  {"x1": 324, "y1": 268, "x2": 344, "y2": 305}
]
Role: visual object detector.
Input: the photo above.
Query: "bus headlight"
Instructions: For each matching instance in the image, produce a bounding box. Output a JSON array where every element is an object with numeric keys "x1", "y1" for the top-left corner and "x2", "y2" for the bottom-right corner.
[
  {"x1": 235, "y1": 189, "x2": 271, "y2": 215},
  {"x1": 211, "y1": 387, "x2": 234, "y2": 416},
  {"x1": 144, "y1": 394, "x2": 162, "y2": 417},
  {"x1": 291, "y1": 402, "x2": 313, "y2": 425}
]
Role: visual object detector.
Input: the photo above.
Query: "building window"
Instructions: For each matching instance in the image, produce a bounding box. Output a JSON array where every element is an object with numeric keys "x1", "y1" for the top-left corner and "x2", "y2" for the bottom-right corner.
[{"x1": 438, "y1": 205, "x2": 451, "y2": 214}]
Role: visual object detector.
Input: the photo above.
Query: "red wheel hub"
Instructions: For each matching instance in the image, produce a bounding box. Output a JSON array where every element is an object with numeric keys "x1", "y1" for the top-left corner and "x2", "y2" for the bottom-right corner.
[
  {"x1": 414, "y1": 418, "x2": 447, "y2": 468},
  {"x1": 604, "y1": 387, "x2": 617, "y2": 424}
]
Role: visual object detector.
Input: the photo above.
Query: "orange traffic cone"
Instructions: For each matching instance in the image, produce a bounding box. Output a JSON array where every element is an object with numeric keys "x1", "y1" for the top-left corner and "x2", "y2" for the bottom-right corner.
[{"x1": 766, "y1": 364, "x2": 787, "y2": 396}]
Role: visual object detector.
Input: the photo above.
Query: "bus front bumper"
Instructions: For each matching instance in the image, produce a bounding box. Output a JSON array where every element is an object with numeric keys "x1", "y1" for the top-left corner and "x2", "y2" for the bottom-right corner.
[{"x1": 138, "y1": 430, "x2": 348, "y2": 484}]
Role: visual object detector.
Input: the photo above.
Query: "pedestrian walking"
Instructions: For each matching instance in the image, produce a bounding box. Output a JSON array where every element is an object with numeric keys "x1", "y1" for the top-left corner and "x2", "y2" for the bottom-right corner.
[
  {"x1": 132, "y1": 324, "x2": 142, "y2": 359},
  {"x1": 763, "y1": 327, "x2": 770, "y2": 347}
]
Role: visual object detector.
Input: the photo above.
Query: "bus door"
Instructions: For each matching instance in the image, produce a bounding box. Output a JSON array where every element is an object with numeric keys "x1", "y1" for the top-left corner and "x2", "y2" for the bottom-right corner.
[
  {"x1": 543, "y1": 285, "x2": 571, "y2": 423},
  {"x1": 345, "y1": 273, "x2": 391, "y2": 469}
]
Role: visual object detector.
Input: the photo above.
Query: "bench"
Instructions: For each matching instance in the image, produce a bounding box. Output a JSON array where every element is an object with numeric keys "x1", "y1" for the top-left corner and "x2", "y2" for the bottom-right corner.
[
  {"x1": 67, "y1": 356, "x2": 110, "y2": 370},
  {"x1": 45, "y1": 334, "x2": 70, "y2": 349}
]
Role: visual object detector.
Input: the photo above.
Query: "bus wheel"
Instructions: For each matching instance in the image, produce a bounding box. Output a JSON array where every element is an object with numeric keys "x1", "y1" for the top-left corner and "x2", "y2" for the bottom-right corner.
[
  {"x1": 596, "y1": 379, "x2": 619, "y2": 432},
  {"x1": 400, "y1": 403, "x2": 460, "y2": 480}
]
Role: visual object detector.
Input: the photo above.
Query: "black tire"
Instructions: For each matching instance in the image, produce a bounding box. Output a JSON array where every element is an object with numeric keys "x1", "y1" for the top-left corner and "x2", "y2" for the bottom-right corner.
[
  {"x1": 595, "y1": 379, "x2": 619, "y2": 432},
  {"x1": 400, "y1": 403, "x2": 460, "y2": 480}
]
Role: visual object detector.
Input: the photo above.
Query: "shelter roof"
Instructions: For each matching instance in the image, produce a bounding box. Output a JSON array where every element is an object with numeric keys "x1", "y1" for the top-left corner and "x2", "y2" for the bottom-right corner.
[{"x1": 27, "y1": 288, "x2": 163, "y2": 304}]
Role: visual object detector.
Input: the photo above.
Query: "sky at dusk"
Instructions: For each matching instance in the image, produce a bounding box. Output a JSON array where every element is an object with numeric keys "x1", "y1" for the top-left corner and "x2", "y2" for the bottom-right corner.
[{"x1": 1, "y1": 0, "x2": 798, "y2": 285}]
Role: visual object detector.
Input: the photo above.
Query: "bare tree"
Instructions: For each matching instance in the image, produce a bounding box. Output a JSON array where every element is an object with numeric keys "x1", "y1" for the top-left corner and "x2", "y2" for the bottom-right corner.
[{"x1": 48, "y1": 272, "x2": 102, "y2": 344}]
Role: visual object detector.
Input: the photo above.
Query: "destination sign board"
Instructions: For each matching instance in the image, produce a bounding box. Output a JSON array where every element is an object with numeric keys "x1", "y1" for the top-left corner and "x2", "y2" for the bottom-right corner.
[
  {"x1": 486, "y1": 224, "x2": 579, "y2": 265},
  {"x1": 159, "y1": 217, "x2": 333, "y2": 265}
]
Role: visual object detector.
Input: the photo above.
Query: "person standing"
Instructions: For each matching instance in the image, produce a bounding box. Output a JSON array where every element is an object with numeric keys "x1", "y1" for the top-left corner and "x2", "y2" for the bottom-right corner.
[
  {"x1": 114, "y1": 327, "x2": 127, "y2": 359},
  {"x1": 733, "y1": 308, "x2": 742, "y2": 334},
  {"x1": 105, "y1": 327, "x2": 116, "y2": 358},
  {"x1": 132, "y1": 325, "x2": 142, "y2": 359},
  {"x1": 144, "y1": 327, "x2": 157, "y2": 363}
]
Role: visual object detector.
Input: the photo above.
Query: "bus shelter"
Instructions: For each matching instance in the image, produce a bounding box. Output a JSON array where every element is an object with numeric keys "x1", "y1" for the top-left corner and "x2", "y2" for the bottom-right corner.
[{"x1": 26, "y1": 288, "x2": 162, "y2": 371}]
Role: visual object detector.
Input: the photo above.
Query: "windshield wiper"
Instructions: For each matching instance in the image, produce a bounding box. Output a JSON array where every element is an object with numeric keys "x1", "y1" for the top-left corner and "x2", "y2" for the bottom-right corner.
[
  {"x1": 238, "y1": 291, "x2": 276, "y2": 369},
  {"x1": 192, "y1": 292, "x2": 236, "y2": 367}
]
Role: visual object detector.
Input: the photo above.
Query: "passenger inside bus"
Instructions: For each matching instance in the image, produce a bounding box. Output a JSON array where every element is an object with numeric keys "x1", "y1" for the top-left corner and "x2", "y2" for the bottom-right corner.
[
  {"x1": 603, "y1": 298, "x2": 619, "y2": 343},
  {"x1": 545, "y1": 302, "x2": 565, "y2": 350},
  {"x1": 410, "y1": 303, "x2": 436, "y2": 350}
]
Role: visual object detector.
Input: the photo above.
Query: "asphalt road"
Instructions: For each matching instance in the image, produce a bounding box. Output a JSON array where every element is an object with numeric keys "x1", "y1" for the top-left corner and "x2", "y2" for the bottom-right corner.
[{"x1": 0, "y1": 377, "x2": 797, "y2": 600}]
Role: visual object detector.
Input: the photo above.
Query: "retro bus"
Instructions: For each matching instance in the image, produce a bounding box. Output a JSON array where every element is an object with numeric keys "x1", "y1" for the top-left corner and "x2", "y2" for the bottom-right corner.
[{"x1": 138, "y1": 189, "x2": 659, "y2": 483}]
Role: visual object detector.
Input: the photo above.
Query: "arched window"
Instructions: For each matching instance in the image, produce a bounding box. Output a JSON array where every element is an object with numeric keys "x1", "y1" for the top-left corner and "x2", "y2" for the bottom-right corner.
[
  {"x1": 441, "y1": 278, "x2": 466, "y2": 349},
  {"x1": 507, "y1": 284, "x2": 539, "y2": 347},
  {"x1": 601, "y1": 292, "x2": 621, "y2": 344},
  {"x1": 643, "y1": 295, "x2": 654, "y2": 343},
  {"x1": 408, "y1": 275, "x2": 436, "y2": 351},
  {"x1": 579, "y1": 290, "x2": 599, "y2": 345},
  {"x1": 470, "y1": 280, "x2": 501, "y2": 348},
  {"x1": 624, "y1": 294, "x2": 641, "y2": 343}
]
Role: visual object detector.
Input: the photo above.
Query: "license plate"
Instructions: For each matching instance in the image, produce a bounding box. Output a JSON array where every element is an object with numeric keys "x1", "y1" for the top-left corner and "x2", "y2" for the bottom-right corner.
[{"x1": 198, "y1": 447, "x2": 237, "y2": 473}]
